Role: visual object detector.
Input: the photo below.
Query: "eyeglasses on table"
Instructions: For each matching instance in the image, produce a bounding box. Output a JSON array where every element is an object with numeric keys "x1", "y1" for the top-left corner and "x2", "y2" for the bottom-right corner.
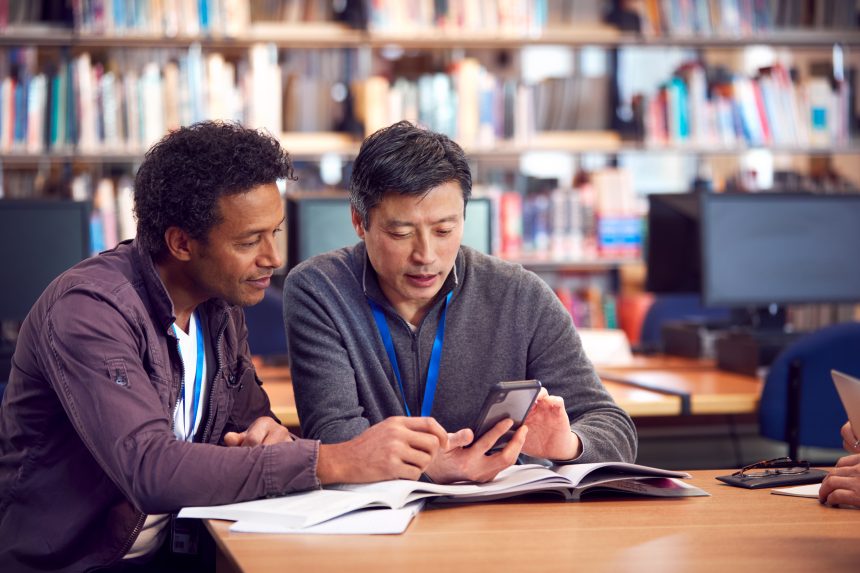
[{"x1": 732, "y1": 457, "x2": 810, "y2": 479}]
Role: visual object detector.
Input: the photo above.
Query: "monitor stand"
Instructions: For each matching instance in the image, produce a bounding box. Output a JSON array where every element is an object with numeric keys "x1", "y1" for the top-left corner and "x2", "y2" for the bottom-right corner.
[
  {"x1": 715, "y1": 306, "x2": 802, "y2": 376},
  {"x1": 661, "y1": 319, "x2": 734, "y2": 359}
]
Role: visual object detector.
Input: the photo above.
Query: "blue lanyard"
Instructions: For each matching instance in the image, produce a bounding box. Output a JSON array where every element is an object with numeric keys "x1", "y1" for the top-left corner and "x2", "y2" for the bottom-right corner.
[
  {"x1": 173, "y1": 312, "x2": 205, "y2": 441},
  {"x1": 368, "y1": 291, "x2": 452, "y2": 417}
]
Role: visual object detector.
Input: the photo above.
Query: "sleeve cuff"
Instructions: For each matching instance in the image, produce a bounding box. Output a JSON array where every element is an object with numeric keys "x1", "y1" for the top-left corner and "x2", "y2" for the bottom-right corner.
[{"x1": 262, "y1": 438, "x2": 321, "y2": 496}]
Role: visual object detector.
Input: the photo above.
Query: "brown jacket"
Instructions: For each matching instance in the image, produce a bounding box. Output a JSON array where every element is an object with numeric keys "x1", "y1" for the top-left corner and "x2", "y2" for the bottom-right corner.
[{"x1": 0, "y1": 240, "x2": 320, "y2": 572}]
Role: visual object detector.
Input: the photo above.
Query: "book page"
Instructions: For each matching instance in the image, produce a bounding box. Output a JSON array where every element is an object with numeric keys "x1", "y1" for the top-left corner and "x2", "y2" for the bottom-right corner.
[
  {"x1": 553, "y1": 462, "x2": 690, "y2": 487},
  {"x1": 331, "y1": 478, "x2": 484, "y2": 505},
  {"x1": 584, "y1": 477, "x2": 709, "y2": 498},
  {"x1": 179, "y1": 489, "x2": 400, "y2": 529},
  {"x1": 229, "y1": 501, "x2": 425, "y2": 535}
]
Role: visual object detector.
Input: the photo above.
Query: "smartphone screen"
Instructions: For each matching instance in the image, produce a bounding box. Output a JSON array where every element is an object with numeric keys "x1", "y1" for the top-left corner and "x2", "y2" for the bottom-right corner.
[{"x1": 469, "y1": 380, "x2": 542, "y2": 452}]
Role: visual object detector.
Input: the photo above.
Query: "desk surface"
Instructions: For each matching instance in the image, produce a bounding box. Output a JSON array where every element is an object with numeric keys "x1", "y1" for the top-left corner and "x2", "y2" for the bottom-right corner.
[
  {"x1": 259, "y1": 370, "x2": 684, "y2": 426},
  {"x1": 599, "y1": 368, "x2": 761, "y2": 416},
  {"x1": 206, "y1": 469, "x2": 860, "y2": 573},
  {"x1": 256, "y1": 355, "x2": 750, "y2": 426}
]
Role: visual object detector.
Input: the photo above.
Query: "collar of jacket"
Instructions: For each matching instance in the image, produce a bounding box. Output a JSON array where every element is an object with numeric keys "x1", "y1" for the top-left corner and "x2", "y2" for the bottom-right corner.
[
  {"x1": 131, "y1": 238, "x2": 229, "y2": 334},
  {"x1": 357, "y1": 240, "x2": 463, "y2": 321}
]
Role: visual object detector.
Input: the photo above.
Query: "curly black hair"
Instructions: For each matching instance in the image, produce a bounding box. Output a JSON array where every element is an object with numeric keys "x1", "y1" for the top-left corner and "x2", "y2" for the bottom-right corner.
[
  {"x1": 349, "y1": 121, "x2": 472, "y2": 228},
  {"x1": 134, "y1": 121, "x2": 296, "y2": 257}
]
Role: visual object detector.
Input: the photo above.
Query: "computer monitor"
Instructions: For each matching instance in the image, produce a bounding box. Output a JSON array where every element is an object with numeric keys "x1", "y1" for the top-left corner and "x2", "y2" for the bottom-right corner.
[
  {"x1": 700, "y1": 193, "x2": 860, "y2": 308},
  {"x1": 286, "y1": 195, "x2": 493, "y2": 271},
  {"x1": 0, "y1": 200, "x2": 91, "y2": 322},
  {"x1": 645, "y1": 193, "x2": 701, "y2": 293}
]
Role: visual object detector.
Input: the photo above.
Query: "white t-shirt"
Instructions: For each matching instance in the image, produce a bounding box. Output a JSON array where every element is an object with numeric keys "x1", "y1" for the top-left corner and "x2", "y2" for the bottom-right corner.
[{"x1": 124, "y1": 311, "x2": 213, "y2": 560}]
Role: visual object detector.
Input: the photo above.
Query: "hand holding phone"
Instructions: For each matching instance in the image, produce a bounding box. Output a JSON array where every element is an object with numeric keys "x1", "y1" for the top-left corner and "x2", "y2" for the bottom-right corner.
[{"x1": 469, "y1": 380, "x2": 542, "y2": 453}]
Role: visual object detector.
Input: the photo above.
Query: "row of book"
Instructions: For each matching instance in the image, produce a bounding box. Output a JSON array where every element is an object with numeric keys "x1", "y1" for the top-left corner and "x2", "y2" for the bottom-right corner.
[
  {"x1": 0, "y1": 45, "x2": 609, "y2": 153},
  {"x1": 555, "y1": 284, "x2": 619, "y2": 330},
  {"x1": 359, "y1": 63, "x2": 529, "y2": 148},
  {"x1": 787, "y1": 303, "x2": 860, "y2": 333},
  {"x1": 479, "y1": 168, "x2": 643, "y2": 262},
  {"x1": 66, "y1": 0, "x2": 603, "y2": 37},
  {"x1": 358, "y1": 58, "x2": 609, "y2": 148},
  {"x1": 366, "y1": 0, "x2": 600, "y2": 34},
  {"x1": 0, "y1": 44, "x2": 284, "y2": 153},
  {"x1": 639, "y1": 62, "x2": 851, "y2": 148},
  {"x1": 72, "y1": 0, "x2": 339, "y2": 36},
  {"x1": 633, "y1": 0, "x2": 859, "y2": 37}
]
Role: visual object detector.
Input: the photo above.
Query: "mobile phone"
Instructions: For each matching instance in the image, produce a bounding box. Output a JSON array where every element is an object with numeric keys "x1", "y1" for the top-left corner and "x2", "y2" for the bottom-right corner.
[{"x1": 468, "y1": 380, "x2": 542, "y2": 453}]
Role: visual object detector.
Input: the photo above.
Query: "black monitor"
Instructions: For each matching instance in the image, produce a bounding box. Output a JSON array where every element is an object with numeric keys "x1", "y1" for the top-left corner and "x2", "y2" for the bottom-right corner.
[
  {"x1": 0, "y1": 200, "x2": 91, "y2": 322},
  {"x1": 286, "y1": 195, "x2": 492, "y2": 271},
  {"x1": 700, "y1": 193, "x2": 860, "y2": 308},
  {"x1": 645, "y1": 193, "x2": 701, "y2": 293}
]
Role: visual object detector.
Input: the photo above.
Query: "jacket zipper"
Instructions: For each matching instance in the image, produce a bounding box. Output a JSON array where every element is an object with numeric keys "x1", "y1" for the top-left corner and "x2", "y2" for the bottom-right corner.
[
  {"x1": 115, "y1": 324, "x2": 182, "y2": 564},
  {"x1": 114, "y1": 510, "x2": 146, "y2": 564},
  {"x1": 201, "y1": 311, "x2": 228, "y2": 443}
]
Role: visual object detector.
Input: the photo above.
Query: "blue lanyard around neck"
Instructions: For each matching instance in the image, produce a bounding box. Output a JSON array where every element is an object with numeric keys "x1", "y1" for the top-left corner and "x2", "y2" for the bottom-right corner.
[
  {"x1": 368, "y1": 291, "x2": 452, "y2": 417},
  {"x1": 173, "y1": 312, "x2": 205, "y2": 441}
]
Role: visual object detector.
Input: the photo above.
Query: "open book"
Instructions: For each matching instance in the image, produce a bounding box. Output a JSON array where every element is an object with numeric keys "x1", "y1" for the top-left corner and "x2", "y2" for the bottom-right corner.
[{"x1": 179, "y1": 461, "x2": 707, "y2": 533}]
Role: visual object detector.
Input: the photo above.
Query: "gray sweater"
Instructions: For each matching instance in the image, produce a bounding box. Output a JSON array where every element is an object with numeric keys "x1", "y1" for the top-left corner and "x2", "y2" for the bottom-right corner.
[{"x1": 284, "y1": 242, "x2": 637, "y2": 463}]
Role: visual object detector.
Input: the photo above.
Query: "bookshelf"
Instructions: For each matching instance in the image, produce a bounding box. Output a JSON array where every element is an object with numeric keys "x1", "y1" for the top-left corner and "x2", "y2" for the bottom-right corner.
[{"x1": 2, "y1": 0, "x2": 859, "y2": 332}]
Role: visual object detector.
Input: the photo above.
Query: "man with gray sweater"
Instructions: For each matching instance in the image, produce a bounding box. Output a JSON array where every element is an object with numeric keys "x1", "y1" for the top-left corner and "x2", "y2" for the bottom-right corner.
[{"x1": 284, "y1": 121, "x2": 636, "y2": 483}]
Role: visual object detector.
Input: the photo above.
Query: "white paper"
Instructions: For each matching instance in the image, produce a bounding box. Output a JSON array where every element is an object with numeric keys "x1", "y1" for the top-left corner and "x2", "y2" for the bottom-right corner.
[
  {"x1": 771, "y1": 483, "x2": 821, "y2": 498},
  {"x1": 179, "y1": 489, "x2": 391, "y2": 529},
  {"x1": 229, "y1": 501, "x2": 425, "y2": 535}
]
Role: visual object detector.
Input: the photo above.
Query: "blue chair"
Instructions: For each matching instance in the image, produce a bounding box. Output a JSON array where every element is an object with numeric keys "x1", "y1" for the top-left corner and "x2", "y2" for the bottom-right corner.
[
  {"x1": 242, "y1": 287, "x2": 289, "y2": 359},
  {"x1": 638, "y1": 293, "x2": 731, "y2": 353},
  {"x1": 760, "y1": 321, "x2": 860, "y2": 460},
  {"x1": 0, "y1": 381, "x2": 5, "y2": 404}
]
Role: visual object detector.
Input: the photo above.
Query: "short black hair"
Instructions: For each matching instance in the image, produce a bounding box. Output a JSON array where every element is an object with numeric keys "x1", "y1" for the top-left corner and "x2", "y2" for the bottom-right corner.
[
  {"x1": 134, "y1": 121, "x2": 296, "y2": 257},
  {"x1": 349, "y1": 121, "x2": 472, "y2": 227}
]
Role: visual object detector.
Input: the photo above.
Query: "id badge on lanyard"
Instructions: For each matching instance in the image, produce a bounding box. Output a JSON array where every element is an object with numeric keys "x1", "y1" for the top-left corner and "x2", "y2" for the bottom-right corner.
[{"x1": 368, "y1": 291, "x2": 452, "y2": 417}]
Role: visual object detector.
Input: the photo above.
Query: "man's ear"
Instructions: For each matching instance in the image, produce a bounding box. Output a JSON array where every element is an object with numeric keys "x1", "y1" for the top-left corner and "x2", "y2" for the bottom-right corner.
[
  {"x1": 163, "y1": 227, "x2": 195, "y2": 262},
  {"x1": 351, "y1": 207, "x2": 366, "y2": 240}
]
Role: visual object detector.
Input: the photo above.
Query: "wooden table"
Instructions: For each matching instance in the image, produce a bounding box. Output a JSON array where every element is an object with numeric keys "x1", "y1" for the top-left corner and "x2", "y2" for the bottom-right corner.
[
  {"x1": 206, "y1": 469, "x2": 860, "y2": 573},
  {"x1": 259, "y1": 373, "x2": 685, "y2": 427},
  {"x1": 256, "y1": 355, "x2": 752, "y2": 426},
  {"x1": 597, "y1": 354, "x2": 716, "y2": 371},
  {"x1": 599, "y1": 367, "x2": 761, "y2": 416}
]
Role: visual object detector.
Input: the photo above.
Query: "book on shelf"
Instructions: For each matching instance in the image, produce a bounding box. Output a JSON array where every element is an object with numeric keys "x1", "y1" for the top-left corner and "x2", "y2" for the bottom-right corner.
[
  {"x1": 635, "y1": 0, "x2": 858, "y2": 37},
  {"x1": 642, "y1": 60, "x2": 852, "y2": 149},
  {"x1": 178, "y1": 461, "x2": 707, "y2": 533}
]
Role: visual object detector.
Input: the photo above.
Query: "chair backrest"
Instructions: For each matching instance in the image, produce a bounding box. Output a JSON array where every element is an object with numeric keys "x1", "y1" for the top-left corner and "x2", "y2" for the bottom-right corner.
[
  {"x1": 639, "y1": 293, "x2": 731, "y2": 352},
  {"x1": 242, "y1": 287, "x2": 289, "y2": 358},
  {"x1": 760, "y1": 321, "x2": 860, "y2": 454},
  {"x1": 0, "y1": 381, "x2": 5, "y2": 404}
]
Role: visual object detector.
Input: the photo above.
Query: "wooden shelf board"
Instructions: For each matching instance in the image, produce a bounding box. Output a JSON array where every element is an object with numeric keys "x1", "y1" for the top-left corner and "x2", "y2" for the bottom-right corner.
[
  {"x1": 3, "y1": 25, "x2": 854, "y2": 49},
  {"x1": 278, "y1": 132, "x2": 360, "y2": 157},
  {"x1": 368, "y1": 25, "x2": 621, "y2": 48},
  {"x1": 500, "y1": 256, "x2": 640, "y2": 272},
  {"x1": 618, "y1": 29, "x2": 860, "y2": 47}
]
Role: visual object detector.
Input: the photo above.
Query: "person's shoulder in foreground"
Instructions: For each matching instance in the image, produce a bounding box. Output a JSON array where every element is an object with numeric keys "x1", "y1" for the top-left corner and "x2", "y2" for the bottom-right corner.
[
  {"x1": 0, "y1": 121, "x2": 448, "y2": 573},
  {"x1": 285, "y1": 120, "x2": 636, "y2": 486}
]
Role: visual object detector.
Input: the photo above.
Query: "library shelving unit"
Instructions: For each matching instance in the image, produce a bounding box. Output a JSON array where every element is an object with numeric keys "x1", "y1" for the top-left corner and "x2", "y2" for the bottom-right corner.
[{"x1": 2, "y1": 1, "x2": 859, "y2": 330}]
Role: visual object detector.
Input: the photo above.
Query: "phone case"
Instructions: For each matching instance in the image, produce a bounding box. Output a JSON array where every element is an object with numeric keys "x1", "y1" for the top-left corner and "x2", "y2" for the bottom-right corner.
[
  {"x1": 715, "y1": 468, "x2": 828, "y2": 489},
  {"x1": 470, "y1": 380, "x2": 542, "y2": 450}
]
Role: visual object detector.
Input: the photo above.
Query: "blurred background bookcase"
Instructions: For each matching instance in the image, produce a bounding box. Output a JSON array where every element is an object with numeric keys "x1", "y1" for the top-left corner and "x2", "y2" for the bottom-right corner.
[{"x1": 2, "y1": 0, "x2": 860, "y2": 340}]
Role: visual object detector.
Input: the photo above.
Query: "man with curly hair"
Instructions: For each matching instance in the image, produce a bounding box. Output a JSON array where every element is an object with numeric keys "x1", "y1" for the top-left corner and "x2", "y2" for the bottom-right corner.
[{"x1": 0, "y1": 122, "x2": 447, "y2": 573}]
